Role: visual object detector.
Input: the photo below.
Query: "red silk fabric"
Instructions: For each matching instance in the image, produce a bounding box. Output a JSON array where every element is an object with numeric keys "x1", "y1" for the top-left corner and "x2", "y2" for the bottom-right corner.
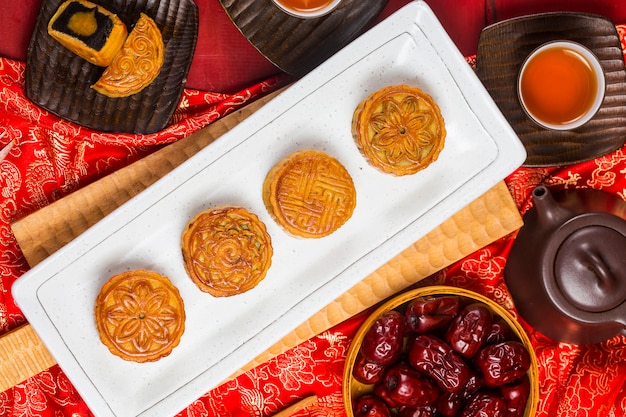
[{"x1": 1, "y1": 27, "x2": 625, "y2": 417}]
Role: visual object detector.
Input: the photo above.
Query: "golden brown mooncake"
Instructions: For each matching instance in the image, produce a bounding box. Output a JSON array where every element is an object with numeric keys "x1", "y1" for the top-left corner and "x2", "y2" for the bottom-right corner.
[
  {"x1": 95, "y1": 270, "x2": 185, "y2": 363},
  {"x1": 48, "y1": 0, "x2": 128, "y2": 67},
  {"x1": 92, "y1": 12, "x2": 164, "y2": 97},
  {"x1": 181, "y1": 206, "x2": 273, "y2": 297},
  {"x1": 352, "y1": 84, "x2": 446, "y2": 176},
  {"x1": 263, "y1": 149, "x2": 357, "y2": 239}
]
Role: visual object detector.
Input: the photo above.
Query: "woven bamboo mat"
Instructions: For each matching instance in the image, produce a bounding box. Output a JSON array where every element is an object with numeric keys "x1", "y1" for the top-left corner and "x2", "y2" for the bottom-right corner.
[{"x1": 1, "y1": 89, "x2": 523, "y2": 392}]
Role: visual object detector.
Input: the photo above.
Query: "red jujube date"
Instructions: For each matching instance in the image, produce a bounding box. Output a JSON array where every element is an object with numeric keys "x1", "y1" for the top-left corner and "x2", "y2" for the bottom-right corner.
[
  {"x1": 408, "y1": 334, "x2": 480, "y2": 395},
  {"x1": 437, "y1": 391, "x2": 464, "y2": 417},
  {"x1": 485, "y1": 319, "x2": 513, "y2": 345},
  {"x1": 374, "y1": 363, "x2": 441, "y2": 408},
  {"x1": 353, "y1": 353, "x2": 386, "y2": 384},
  {"x1": 459, "y1": 391, "x2": 507, "y2": 417},
  {"x1": 405, "y1": 296, "x2": 460, "y2": 333},
  {"x1": 445, "y1": 303, "x2": 493, "y2": 359},
  {"x1": 354, "y1": 395, "x2": 392, "y2": 417},
  {"x1": 499, "y1": 376, "x2": 531, "y2": 417},
  {"x1": 398, "y1": 405, "x2": 437, "y2": 417},
  {"x1": 361, "y1": 311, "x2": 406, "y2": 365},
  {"x1": 475, "y1": 341, "x2": 531, "y2": 387}
]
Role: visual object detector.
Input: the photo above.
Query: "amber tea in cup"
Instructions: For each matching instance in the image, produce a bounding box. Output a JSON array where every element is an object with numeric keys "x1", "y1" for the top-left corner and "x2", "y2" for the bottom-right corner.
[
  {"x1": 272, "y1": 0, "x2": 341, "y2": 18},
  {"x1": 518, "y1": 41, "x2": 605, "y2": 130}
]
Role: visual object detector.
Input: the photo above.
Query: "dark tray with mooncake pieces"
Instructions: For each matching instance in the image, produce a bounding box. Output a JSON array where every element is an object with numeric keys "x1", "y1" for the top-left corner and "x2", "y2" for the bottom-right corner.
[
  {"x1": 219, "y1": 0, "x2": 388, "y2": 77},
  {"x1": 25, "y1": 0, "x2": 198, "y2": 134},
  {"x1": 476, "y1": 12, "x2": 626, "y2": 167}
]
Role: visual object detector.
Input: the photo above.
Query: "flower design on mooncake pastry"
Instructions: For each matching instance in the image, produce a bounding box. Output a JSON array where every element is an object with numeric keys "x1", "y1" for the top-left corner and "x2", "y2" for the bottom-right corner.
[
  {"x1": 352, "y1": 84, "x2": 446, "y2": 176},
  {"x1": 95, "y1": 270, "x2": 185, "y2": 362},
  {"x1": 371, "y1": 96, "x2": 437, "y2": 164}
]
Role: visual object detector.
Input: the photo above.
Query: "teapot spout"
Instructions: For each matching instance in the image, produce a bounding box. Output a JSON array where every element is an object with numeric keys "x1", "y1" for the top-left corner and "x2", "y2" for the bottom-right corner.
[{"x1": 532, "y1": 186, "x2": 574, "y2": 230}]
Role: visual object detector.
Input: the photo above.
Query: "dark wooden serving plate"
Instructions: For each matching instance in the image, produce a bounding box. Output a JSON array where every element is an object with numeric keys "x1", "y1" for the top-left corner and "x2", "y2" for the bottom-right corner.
[
  {"x1": 219, "y1": 0, "x2": 388, "y2": 78},
  {"x1": 25, "y1": 0, "x2": 198, "y2": 134},
  {"x1": 476, "y1": 12, "x2": 626, "y2": 167}
]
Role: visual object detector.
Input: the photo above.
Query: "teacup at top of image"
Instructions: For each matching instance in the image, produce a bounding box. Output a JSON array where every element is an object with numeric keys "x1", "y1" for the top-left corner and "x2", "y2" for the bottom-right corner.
[
  {"x1": 272, "y1": 0, "x2": 342, "y2": 18},
  {"x1": 517, "y1": 40, "x2": 606, "y2": 131}
]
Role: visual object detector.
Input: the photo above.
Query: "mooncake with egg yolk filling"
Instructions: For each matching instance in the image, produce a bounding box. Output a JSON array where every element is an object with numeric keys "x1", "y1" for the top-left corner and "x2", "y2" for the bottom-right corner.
[{"x1": 48, "y1": 0, "x2": 128, "y2": 67}]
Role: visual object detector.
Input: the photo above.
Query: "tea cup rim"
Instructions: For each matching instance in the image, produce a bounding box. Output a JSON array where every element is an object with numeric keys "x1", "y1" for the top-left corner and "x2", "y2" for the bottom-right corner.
[
  {"x1": 517, "y1": 40, "x2": 606, "y2": 131},
  {"x1": 271, "y1": 0, "x2": 342, "y2": 18}
]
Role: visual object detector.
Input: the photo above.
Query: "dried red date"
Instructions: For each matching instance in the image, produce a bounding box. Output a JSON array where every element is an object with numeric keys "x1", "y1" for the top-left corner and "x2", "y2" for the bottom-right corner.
[
  {"x1": 361, "y1": 311, "x2": 406, "y2": 366},
  {"x1": 475, "y1": 341, "x2": 531, "y2": 387},
  {"x1": 374, "y1": 363, "x2": 441, "y2": 408},
  {"x1": 408, "y1": 334, "x2": 480, "y2": 396},
  {"x1": 437, "y1": 391, "x2": 464, "y2": 417},
  {"x1": 405, "y1": 296, "x2": 460, "y2": 333},
  {"x1": 445, "y1": 303, "x2": 493, "y2": 359},
  {"x1": 353, "y1": 353, "x2": 386, "y2": 385},
  {"x1": 354, "y1": 395, "x2": 391, "y2": 417},
  {"x1": 353, "y1": 295, "x2": 532, "y2": 417},
  {"x1": 459, "y1": 391, "x2": 507, "y2": 417},
  {"x1": 485, "y1": 319, "x2": 513, "y2": 345},
  {"x1": 398, "y1": 405, "x2": 437, "y2": 417},
  {"x1": 499, "y1": 376, "x2": 530, "y2": 417}
]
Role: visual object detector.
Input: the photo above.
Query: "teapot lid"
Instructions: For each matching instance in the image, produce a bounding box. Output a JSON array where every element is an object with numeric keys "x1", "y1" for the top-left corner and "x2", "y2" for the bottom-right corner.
[{"x1": 548, "y1": 213, "x2": 626, "y2": 315}]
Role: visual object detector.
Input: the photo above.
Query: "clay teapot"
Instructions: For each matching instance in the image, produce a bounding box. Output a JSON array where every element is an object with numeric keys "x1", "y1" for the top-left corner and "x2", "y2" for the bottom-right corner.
[{"x1": 505, "y1": 185, "x2": 626, "y2": 345}]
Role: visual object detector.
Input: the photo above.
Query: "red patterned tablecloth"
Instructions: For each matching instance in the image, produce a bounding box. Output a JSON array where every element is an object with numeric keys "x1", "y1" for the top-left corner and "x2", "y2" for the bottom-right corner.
[{"x1": 0, "y1": 25, "x2": 625, "y2": 417}]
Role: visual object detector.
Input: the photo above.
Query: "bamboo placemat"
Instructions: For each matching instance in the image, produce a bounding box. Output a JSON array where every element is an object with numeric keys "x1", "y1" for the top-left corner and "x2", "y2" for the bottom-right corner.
[{"x1": 1, "y1": 90, "x2": 523, "y2": 392}]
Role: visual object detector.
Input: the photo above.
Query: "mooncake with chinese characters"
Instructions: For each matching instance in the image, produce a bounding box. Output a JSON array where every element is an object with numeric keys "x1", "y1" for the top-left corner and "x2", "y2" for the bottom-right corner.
[
  {"x1": 181, "y1": 206, "x2": 273, "y2": 297},
  {"x1": 263, "y1": 150, "x2": 356, "y2": 238},
  {"x1": 95, "y1": 270, "x2": 185, "y2": 363},
  {"x1": 352, "y1": 84, "x2": 446, "y2": 176},
  {"x1": 48, "y1": 0, "x2": 128, "y2": 67}
]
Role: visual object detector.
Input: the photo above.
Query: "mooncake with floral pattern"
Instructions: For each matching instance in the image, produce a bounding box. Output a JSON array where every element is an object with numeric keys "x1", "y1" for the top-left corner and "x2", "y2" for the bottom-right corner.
[
  {"x1": 352, "y1": 84, "x2": 446, "y2": 176},
  {"x1": 95, "y1": 270, "x2": 185, "y2": 363}
]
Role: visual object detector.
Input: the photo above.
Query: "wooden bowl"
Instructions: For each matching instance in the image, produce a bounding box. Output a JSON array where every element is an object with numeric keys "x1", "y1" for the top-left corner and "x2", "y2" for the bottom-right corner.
[{"x1": 342, "y1": 285, "x2": 539, "y2": 416}]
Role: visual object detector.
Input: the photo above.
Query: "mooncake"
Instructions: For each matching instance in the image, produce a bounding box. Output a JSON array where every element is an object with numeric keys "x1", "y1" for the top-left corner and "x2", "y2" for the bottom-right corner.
[
  {"x1": 95, "y1": 270, "x2": 185, "y2": 363},
  {"x1": 352, "y1": 84, "x2": 446, "y2": 176},
  {"x1": 92, "y1": 12, "x2": 164, "y2": 97},
  {"x1": 48, "y1": 0, "x2": 128, "y2": 67},
  {"x1": 263, "y1": 149, "x2": 356, "y2": 238},
  {"x1": 181, "y1": 206, "x2": 273, "y2": 297}
]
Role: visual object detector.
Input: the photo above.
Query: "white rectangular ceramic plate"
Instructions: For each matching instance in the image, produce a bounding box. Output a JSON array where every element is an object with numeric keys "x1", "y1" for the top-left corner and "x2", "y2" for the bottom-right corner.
[{"x1": 13, "y1": 2, "x2": 526, "y2": 417}]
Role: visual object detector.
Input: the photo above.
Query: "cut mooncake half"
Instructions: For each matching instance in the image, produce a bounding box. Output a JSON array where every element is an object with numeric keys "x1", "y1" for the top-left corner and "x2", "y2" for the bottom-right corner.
[
  {"x1": 48, "y1": 0, "x2": 128, "y2": 67},
  {"x1": 92, "y1": 12, "x2": 164, "y2": 98}
]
